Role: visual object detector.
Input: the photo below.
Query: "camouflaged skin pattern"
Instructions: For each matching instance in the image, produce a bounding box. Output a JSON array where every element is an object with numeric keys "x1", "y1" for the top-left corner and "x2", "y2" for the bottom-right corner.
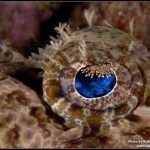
[
  {"x1": 42, "y1": 25, "x2": 144, "y2": 131},
  {"x1": 0, "y1": 10, "x2": 150, "y2": 148},
  {"x1": 0, "y1": 72, "x2": 85, "y2": 148}
]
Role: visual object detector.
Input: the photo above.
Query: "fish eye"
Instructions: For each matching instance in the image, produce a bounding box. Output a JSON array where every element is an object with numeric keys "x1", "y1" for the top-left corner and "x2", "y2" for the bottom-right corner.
[
  {"x1": 59, "y1": 58, "x2": 142, "y2": 112},
  {"x1": 41, "y1": 25, "x2": 144, "y2": 129},
  {"x1": 74, "y1": 64, "x2": 117, "y2": 99}
]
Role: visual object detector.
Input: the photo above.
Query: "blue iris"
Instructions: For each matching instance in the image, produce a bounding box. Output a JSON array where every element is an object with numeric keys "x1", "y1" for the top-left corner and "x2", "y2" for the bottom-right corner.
[{"x1": 75, "y1": 68, "x2": 116, "y2": 98}]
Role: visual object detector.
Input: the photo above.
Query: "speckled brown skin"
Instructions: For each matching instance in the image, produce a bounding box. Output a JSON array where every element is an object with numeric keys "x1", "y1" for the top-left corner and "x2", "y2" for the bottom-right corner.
[
  {"x1": 130, "y1": 41, "x2": 150, "y2": 105},
  {"x1": 63, "y1": 106, "x2": 150, "y2": 148},
  {"x1": 42, "y1": 26, "x2": 144, "y2": 132},
  {"x1": 0, "y1": 43, "x2": 41, "y2": 75},
  {"x1": 0, "y1": 13, "x2": 150, "y2": 148},
  {"x1": 0, "y1": 72, "x2": 85, "y2": 148},
  {"x1": 0, "y1": 73, "x2": 150, "y2": 148},
  {"x1": 68, "y1": 2, "x2": 150, "y2": 51}
]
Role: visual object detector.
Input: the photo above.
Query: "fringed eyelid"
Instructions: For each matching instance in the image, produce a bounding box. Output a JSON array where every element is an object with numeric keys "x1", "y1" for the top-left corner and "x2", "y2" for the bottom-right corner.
[
  {"x1": 29, "y1": 9, "x2": 98, "y2": 70},
  {"x1": 29, "y1": 22, "x2": 73, "y2": 70},
  {"x1": 129, "y1": 18, "x2": 135, "y2": 35}
]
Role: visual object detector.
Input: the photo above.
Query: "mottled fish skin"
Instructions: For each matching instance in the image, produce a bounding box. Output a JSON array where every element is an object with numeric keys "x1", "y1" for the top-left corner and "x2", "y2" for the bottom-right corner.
[
  {"x1": 39, "y1": 22, "x2": 150, "y2": 146},
  {"x1": 0, "y1": 72, "x2": 150, "y2": 148},
  {"x1": 36, "y1": 24, "x2": 145, "y2": 133},
  {"x1": 0, "y1": 72, "x2": 85, "y2": 148},
  {"x1": 130, "y1": 41, "x2": 150, "y2": 105},
  {"x1": 0, "y1": 10, "x2": 150, "y2": 148},
  {"x1": 0, "y1": 43, "x2": 42, "y2": 75}
]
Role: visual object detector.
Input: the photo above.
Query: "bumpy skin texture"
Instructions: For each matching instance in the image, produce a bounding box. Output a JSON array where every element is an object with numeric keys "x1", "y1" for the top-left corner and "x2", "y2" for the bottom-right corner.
[
  {"x1": 63, "y1": 106, "x2": 150, "y2": 148},
  {"x1": 40, "y1": 23, "x2": 150, "y2": 147},
  {"x1": 68, "y1": 2, "x2": 150, "y2": 51},
  {"x1": 0, "y1": 14, "x2": 150, "y2": 148},
  {"x1": 0, "y1": 72, "x2": 85, "y2": 148},
  {"x1": 42, "y1": 26, "x2": 144, "y2": 130}
]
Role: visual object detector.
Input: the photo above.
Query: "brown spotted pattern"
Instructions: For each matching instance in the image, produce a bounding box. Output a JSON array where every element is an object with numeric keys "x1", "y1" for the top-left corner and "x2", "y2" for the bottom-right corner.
[
  {"x1": 0, "y1": 73, "x2": 85, "y2": 148},
  {"x1": 41, "y1": 26, "x2": 144, "y2": 131},
  {"x1": 0, "y1": 15, "x2": 150, "y2": 148}
]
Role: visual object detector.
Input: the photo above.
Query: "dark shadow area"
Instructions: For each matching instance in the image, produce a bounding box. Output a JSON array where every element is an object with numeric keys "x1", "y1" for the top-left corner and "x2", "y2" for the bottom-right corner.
[
  {"x1": 12, "y1": 68, "x2": 43, "y2": 95},
  {"x1": 15, "y1": 2, "x2": 82, "y2": 93},
  {"x1": 38, "y1": 2, "x2": 81, "y2": 47},
  {"x1": 23, "y1": 2, "x2": 82, "y2": 57}
]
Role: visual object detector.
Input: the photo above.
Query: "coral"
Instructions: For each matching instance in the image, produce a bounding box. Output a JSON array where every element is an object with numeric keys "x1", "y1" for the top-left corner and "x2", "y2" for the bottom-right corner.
[{"x1": 0, "y1": 2, "x2": 61, "y2": 56}]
